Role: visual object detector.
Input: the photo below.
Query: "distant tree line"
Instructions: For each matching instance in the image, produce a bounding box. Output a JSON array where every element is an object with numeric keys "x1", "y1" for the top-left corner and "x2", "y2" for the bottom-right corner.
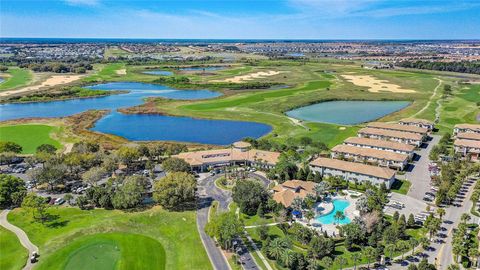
[
  {"x1": 18, "y1": 62, "x2": 93, "y2": 74},
  {"x1": 397, "y1": 60, "x2": 480, "y2": 75}
]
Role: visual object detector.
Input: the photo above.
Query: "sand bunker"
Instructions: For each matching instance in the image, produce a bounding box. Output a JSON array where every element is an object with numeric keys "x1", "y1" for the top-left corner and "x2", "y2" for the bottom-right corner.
[
  {"x1": 213, "y1": 70, "x2": 283, "y2": 83},
  {"x1": 0, "y1": 74, "x2": 84, "y2": 97},
  {"x1": 116, "y1": 69, "x2": 127, "y2": 75},
  {"x1": 341, "y1": 74, "x2": 416, "y2": 93}
]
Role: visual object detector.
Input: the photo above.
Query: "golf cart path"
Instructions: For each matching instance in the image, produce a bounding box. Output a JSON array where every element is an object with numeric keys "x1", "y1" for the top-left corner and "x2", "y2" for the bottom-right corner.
[{"x1": 0, "y1": 209, "x2": 38, "y2": 270}]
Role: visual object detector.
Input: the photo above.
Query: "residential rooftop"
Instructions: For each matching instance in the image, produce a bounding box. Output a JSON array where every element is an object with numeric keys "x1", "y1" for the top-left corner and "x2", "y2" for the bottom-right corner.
[
  {"x1": 310, "y1": 157, "x2": 396, "y2": 180},
  {"x1": 454, "y1": 139, "x2": 480, "y2": 149},
  {"x1": 174, "y1": 148, "x2": 280, "y2": 166},
  {"x1": 332, "y1": 144, "x2": 409, "y2": 162},
  {"x1": 456, "y1": 132, "x2": 480, "y2": 141},
  {"x1": 454, "y1": 124, "x2": 480, "y2": 132},
  {"x1": 272, "y1": 180, "x2": 316, "y2": 208},
  {"x1": 367, "y1": 122, "x2": 428, "y2": 134},
  {"x1": 344, "y1": 137, "x2": 415, "y2": 152},
  {"x1": 358, "y1": 127, "x2": 424, "y2": 141},
  {"x1": 399, "y1": 118, "x2": 434, "y2": 125}
]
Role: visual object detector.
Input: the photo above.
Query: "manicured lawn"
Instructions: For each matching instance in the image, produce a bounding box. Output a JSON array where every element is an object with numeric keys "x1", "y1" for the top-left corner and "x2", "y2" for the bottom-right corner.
[
  {"x1": 390, "y1": 179, "x2": 412, "y2": 195},
  {"x1": 8, "y1": 206, "x2": 212, "y2": 270},
  {"x1": 0, "y1": 124, "x2": 62, "y2": 154},
  {"x1": 0, "y1": 68, "x2": 33, "y2": 90},
  {"x1": 36, "y1": 233, "x2": 165, "y2": 270},
  {"x1": 0, "y1": 226, "x2": 28, "y2": 270}
]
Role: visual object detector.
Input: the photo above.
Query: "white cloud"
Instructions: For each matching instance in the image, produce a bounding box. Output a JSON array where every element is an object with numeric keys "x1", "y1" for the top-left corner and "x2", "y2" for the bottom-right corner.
[{"x1": 65, "y1": 0, "x2": 99, "y2": 7}]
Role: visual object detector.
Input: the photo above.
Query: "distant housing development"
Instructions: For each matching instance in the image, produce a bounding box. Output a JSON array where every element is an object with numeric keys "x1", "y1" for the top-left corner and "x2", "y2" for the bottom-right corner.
[
  {"x1": 358, "y1": 127, "x2": 425, "y2": 146},
  {"x1": 174, "y1": 141, "x2": 281, "y2": 171},
  {"x1": 310, "y1": 157, "x2": 396, "y2": 188},
  {"x1": 272, "y1": 180, "x2": 316, "y2": 207}
]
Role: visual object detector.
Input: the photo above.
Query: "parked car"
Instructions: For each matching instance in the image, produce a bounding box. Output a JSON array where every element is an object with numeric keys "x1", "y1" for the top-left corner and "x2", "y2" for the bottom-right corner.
[{"x1": 54, "y1": 198, "x2": 65, "y2": 205}]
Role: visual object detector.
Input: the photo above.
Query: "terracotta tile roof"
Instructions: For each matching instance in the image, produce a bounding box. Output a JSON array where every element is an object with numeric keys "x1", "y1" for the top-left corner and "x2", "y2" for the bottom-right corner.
[
  {"x1": 272, "y1": 180, "x2": 316, "y2": 207},
  {"x1": 454, "y1": 139, "x2": 480, "y2": 149},
  {"x1": 358, "y1": 127, "x2": 424, "y2": 141},
  {"x1": 332, "y1": 144, "x2": 409, "y2": 162},
  {"x1": 456, "y1": 132, "x2": 480, "y2": 141},
  {"x1": 399, "y1": 118, "x2": 434, "y2": 125},
  {"x1": 344, "y1": 137, "x2": 415, "y2": 152},
  {"x1": 174, "y1": 148, "x2": 280, "y2": 166},
  {"x1": 367, "y1": 122, "x2": 428, "y2": 134},
  {"x1": 310, "y1": 157, "x2": 396, "y2": 180},
  {"x1": 454, "y1": 124, "x2": 480, "y2": 132}
]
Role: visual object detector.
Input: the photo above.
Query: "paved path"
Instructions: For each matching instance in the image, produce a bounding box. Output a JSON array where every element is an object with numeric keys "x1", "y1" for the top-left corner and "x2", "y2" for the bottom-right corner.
[
  {"x1": 406, "y1": 135, "x2": 441, "y2": 201},
  {"x1": 412, "y1": 78, "x2": 442, "y2": 118},
  {"x1": 0, "y1": 209, "x2": 38, "y2": 270}
]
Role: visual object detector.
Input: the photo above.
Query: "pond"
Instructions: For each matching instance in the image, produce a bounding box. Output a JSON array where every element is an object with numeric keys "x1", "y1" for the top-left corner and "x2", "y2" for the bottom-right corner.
[
  {"x1": 142, "y1": 70, "x2": 173, "y2": 76},
  {"x1": 0, "y1": 78, "x2": 4, "y2": 83},
  {"x1": 286, "y1": 100, "x2": 410, "y2": 125},
  {"x1": 315, "y1": 199, "x2": 351, "y2": 225},
  {"x1": 0, "y1": 82, "x2": 272, "y2": 145}
]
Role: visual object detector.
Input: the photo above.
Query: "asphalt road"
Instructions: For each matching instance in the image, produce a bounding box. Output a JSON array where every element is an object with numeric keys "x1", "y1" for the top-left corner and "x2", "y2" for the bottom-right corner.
[{"x1": 196, "y1": 173, "x2": 261, "y2": 270}]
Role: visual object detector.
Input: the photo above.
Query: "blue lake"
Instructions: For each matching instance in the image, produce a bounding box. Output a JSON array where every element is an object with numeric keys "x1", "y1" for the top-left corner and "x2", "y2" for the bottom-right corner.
[
  {"x1": 0, "y1": 82, "x2": 272, "y2": 144},
  {"x1": 286, "y1": 100, "x2": 411, "y2": 125},
  {"x1": 142, "y1": 70, "x2": 173, "y2": 76}
]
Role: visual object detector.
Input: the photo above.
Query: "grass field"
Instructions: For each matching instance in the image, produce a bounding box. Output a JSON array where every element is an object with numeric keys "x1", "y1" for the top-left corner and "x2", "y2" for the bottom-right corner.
[
  {"x1": 8, "y1": 206, "x2": 211, "y2": 270},
  {"x1": 36, "y1": 233, "x2": 166, "y2": 270},
  {"x1": 0, "y1": 124, "x2": 62, "y2": 154},
  {"x1": 0, "y1": 68, "x2": 33, "y2": 90},
  {"x1": 0, "y1": 226, "x2": 28, "y2": 270}
]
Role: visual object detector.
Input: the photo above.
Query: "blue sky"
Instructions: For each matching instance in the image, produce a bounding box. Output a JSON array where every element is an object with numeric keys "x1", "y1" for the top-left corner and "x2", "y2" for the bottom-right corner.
[{"x1": 1, "y1": 0, "x2": 479, "y2": 39}]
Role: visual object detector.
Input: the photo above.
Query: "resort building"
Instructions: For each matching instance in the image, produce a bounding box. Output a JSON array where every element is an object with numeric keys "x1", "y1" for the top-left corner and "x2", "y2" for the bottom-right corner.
[
  {"x1": 272, "y1": 180, "x2": 316, "y2": 208},
  {"x1": 399, "y1": 118, "x2": 435, "y2": 131},
  {"x1": 357, "y1": 128, "x2": 424, "y2": 147},
  {"x1": 331, "y1": 144, "x2": 409, "y2": 170},
  {"x1": 454, "y1": 139, "x2": 480, "y2": 162},
  {"x1": 173, "y1": 142, "x2": 280, "y2": 172},
  {"x1": 310, "y1": 157, "x2": 396, "y2": 188},
  {"x1": 367, "y1": 122, "x2": 428, "y2": 135},
  {"x1": 456, "y1": 132, "x2": 480, "y2": 141},
  {"x1": 454, "y1": 124, "x2": 480, "y2": 135},
  {"x1": 343, "y1": 137, "x2": 415, "y2": 158}
]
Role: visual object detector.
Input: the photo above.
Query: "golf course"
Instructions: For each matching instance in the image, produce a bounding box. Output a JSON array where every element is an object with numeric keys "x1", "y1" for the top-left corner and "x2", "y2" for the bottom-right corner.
[{"x1": 7, "y1": 206, "x2": 211, "y2": 270}]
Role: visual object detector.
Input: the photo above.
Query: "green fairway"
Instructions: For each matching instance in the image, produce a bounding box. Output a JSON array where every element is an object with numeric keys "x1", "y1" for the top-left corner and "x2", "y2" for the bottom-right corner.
[
  {"x1": 0, "y1": 124, "x2": 62, "y2": 154},
  {"x1": 0, "y1": 68, "x2": 33, "y2": 90},
  {"x1": 0, "y1": 226, "x2": 28, "y2": 270},
  {"x1": 36, "y1": 233, "x2": 165, "y2": 270},
  {"x1": 8, "y1": 206, "x2": 211, "y2": 270}
]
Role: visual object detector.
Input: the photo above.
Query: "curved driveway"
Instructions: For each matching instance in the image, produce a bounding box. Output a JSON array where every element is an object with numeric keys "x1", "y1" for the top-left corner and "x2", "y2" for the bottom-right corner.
[{"x1": 0, "y1": 209, "x2": 38, "y2": 270}]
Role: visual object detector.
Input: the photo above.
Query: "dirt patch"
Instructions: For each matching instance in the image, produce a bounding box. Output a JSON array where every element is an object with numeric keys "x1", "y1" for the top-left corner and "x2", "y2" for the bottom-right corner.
[
  {"x1": 341, "y1": 74, "x2": 416, "y2": 93},
  {"x1": 116, "y1": 69, "x2": 127, "y2": 75},
  {"x1": 212, "y1": 70, "x2": 283, "y2": 83},
  {"x1": 0, "y1": 74, "x2": 85, "y2": 97}
]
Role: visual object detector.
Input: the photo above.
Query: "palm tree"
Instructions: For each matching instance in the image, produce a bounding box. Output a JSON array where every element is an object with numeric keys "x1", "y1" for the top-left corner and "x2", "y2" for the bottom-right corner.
[
  {"x1": 461, "y1": 213, "x2": 471, "y2": 224},
  {"x1": 305, "y1": 210, "x2": 315, "y2": 224},
  {"x1": 396, "y1": 240, "x2": 409, "y2": 261},
  {"x1": 314, "y1": 181, "x2": 329, "y2": 200},
  {"x1": 447, "y1": 264, "x2": 460, "y2": 270},
  {"x1": 281, "y1": 250, "x2": 295, "y2": 268},
  {"x1": 436, "y1": 208, "x2": 446, "y2": 220},
  {"x1": 363, "y1": 246, "x2": 376, "y2": 269},
  {"x1": 351, "y1": 253, "x2": 361, "y2": 270},
  {"x1": 321, "y1": 257, "x2": 333, "y2": 269},
  {"x1": 409, "y1": 238, "x2": 419, "y2": 256},
  {"x1": 468, "y1": 248, "x2": 479, "y2": 268},
  {"x1": 384, "y1": 244, "x2": 396, "y2": 261},
  {"x1": 267, "y1": 238, "x2": 288, "y2": 260},
  {"x1": 419, "y1": 237, "x2": 430, "y2": 251},
  {"x1": 334, "y1": 256, "x2": 347, "y2": 270},
  {"x1": 334, "y1": 210, "x2": 346, "y2": 225}
]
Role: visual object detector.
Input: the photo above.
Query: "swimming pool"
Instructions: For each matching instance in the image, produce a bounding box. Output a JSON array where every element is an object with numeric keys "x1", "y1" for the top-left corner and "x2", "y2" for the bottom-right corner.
[{"x1": 315, "y1": 199, "x2": 351, "y2": 225}]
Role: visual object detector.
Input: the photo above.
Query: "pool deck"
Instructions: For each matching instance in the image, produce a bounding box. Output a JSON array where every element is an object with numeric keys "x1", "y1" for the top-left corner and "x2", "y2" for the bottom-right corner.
[{"x1": 295, "y1": 194, "x2": 359, "y2": 237}]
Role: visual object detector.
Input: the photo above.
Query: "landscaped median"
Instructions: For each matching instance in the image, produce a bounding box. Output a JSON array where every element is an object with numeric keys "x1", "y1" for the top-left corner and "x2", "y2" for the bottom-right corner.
[{"x1": 7, "y1": 206, "x2": 212, "y2": 270}]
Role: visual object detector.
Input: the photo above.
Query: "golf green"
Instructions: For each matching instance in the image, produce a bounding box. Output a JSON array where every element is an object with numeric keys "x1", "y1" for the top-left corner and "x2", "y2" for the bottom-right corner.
[
  {"x1": 0, "y1": 124, "x2": 62, "y2": 154},
  {"x1": 36, "y1": 233, "x2": 166, "y2": 270}
]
